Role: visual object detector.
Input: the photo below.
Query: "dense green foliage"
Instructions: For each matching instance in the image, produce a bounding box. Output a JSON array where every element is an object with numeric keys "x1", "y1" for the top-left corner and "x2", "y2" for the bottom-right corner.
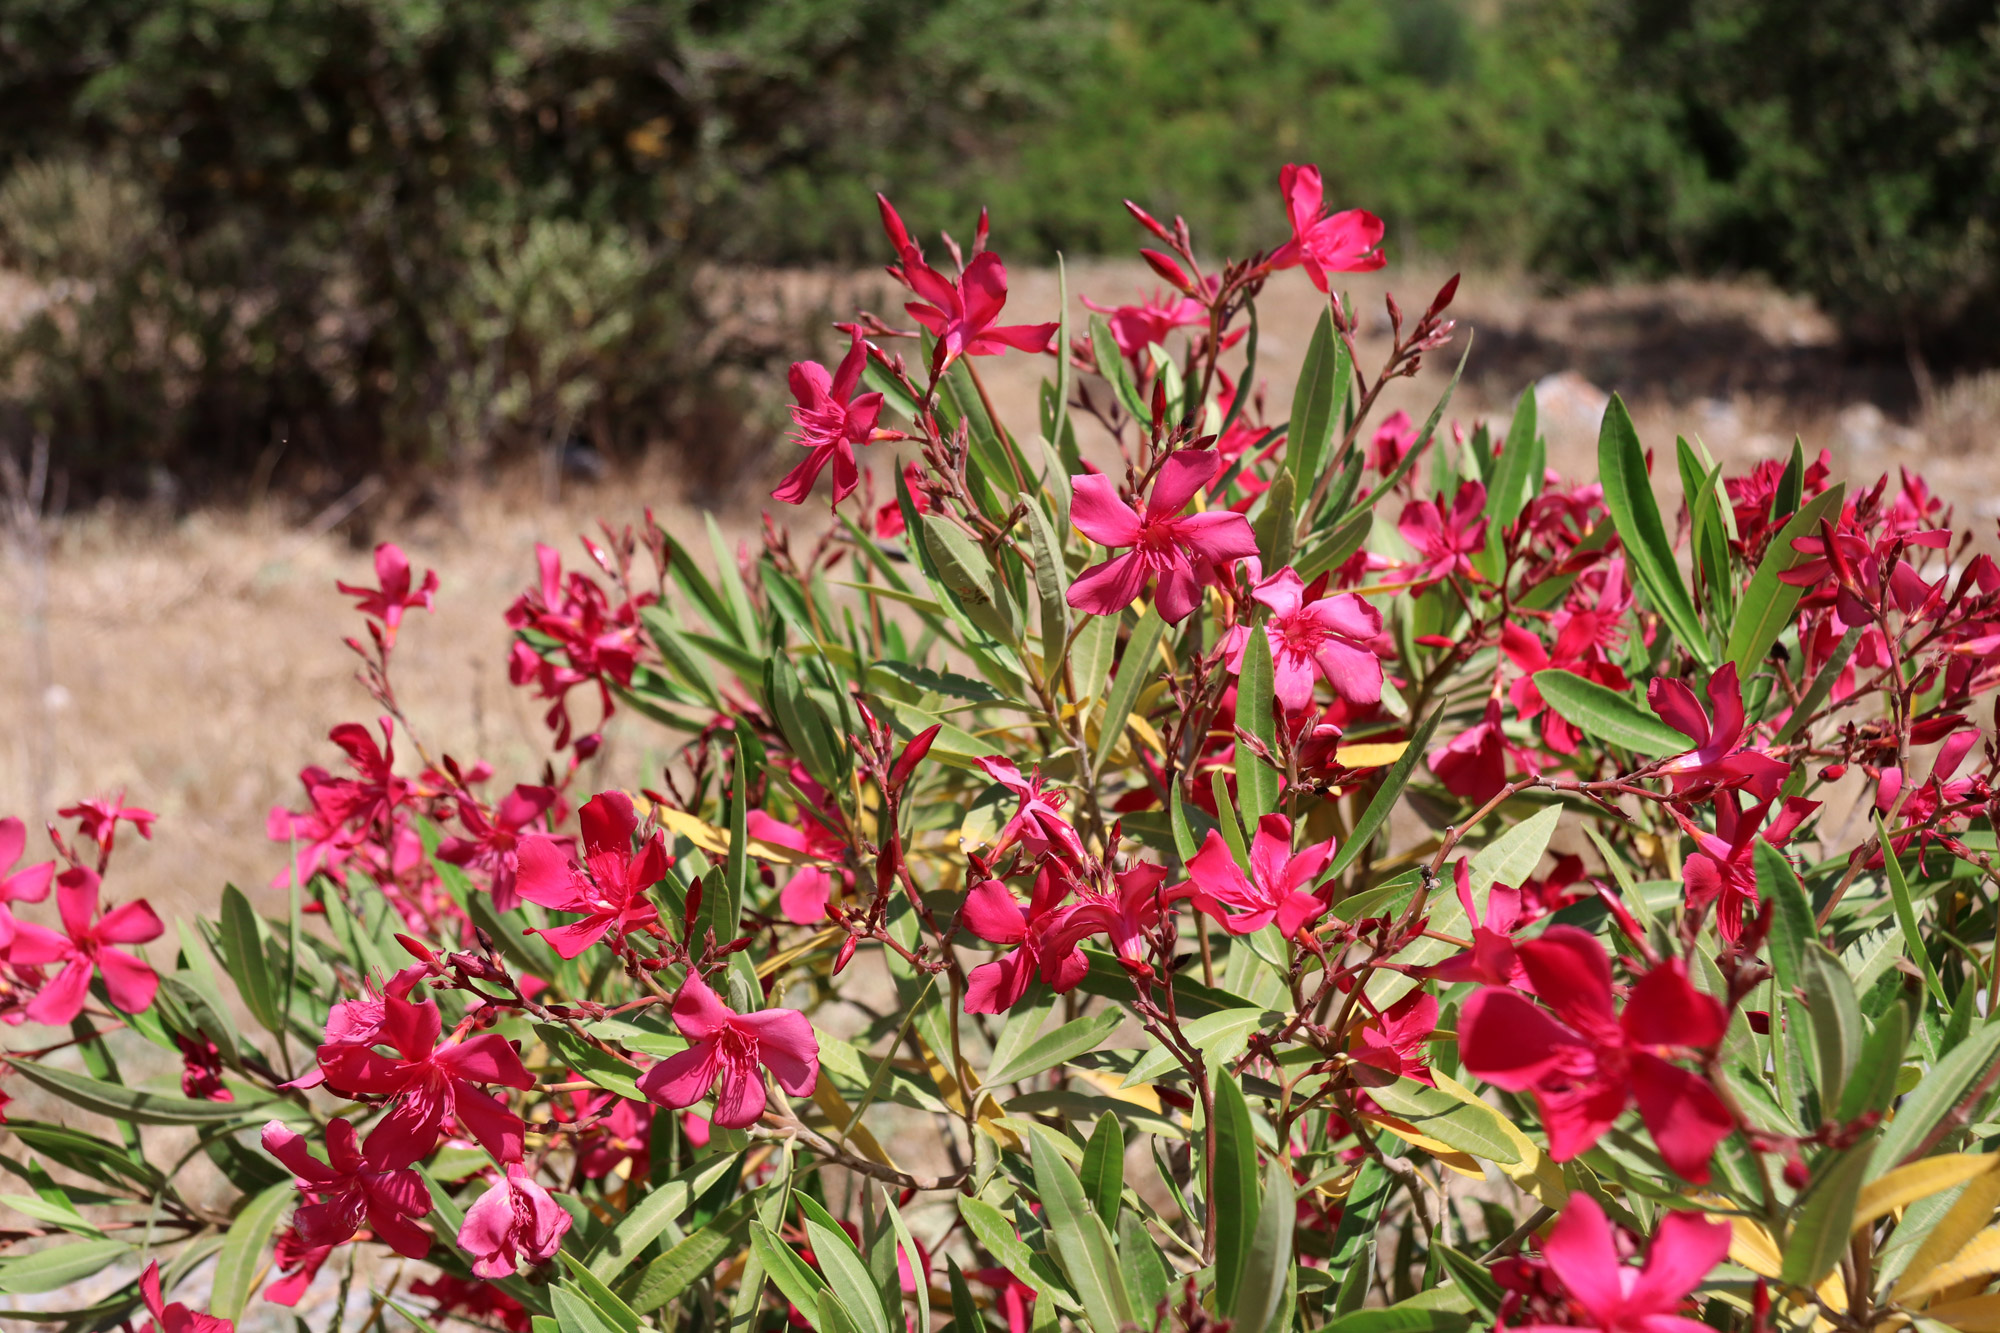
[{"x1": 0, "y1": 0, "x2": 1992, "y2": 494}]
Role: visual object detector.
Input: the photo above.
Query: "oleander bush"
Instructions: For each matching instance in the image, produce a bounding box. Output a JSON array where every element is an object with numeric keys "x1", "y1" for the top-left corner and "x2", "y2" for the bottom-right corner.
[{"x1": 6, "y1": 169, "x2": 2000, "y2": 1333}]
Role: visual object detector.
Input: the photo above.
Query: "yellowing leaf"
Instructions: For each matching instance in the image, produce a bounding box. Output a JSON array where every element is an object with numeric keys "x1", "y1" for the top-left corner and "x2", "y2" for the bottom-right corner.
[
  {"x1": 1334, "y1": 741, "x2": 1409, "y2": 769},
  {"x1": 1854, "y1": 1155, "x2": 1999, "y2": 1233},
  {"x1": 1433, "y1": 1071, "x2": 1568, "y2": 1208},
  {"x1": 1361, "y1": 1114, "x2": 1485, "y2": 1179},
  {"x1": 1899, "y1": 1225, "x2": 2000, "y2": 1304},
  {"x1": 652, "y1": 805, "x2": 812, "y2": 865},
  {"x1": 811, "y1": 1080, "x2": 899, "y2": 1172},
  {"x1": 1895, "y1": 1170, "x2": 2000, "y2": 1303},
  {"x1": 1924, "y1": 1294, "x2": 2000, "y2": 1331},
  {"x1": 915, "y1": 1031, "x2": 1017, "y2": 1150},
  {"x1": 757, "y1": 927, "x2": 842, "y2": 979},
  {"x1": 1071, "y1": 1069, "x2": 1163, "y2": 1114},
  {"x1": 1727, "y1": 1216, "x2": 1785, "y2": 1281}
]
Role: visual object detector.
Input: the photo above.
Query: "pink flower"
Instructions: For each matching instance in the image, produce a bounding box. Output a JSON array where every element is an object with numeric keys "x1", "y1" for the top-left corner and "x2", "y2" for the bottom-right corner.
[
  {"x1": 1224, "y1": 566, "x2": 1385, "y2": 709},
  {"x1": 1675, "y1": 794, "x2": 1818, "y2": 942},
  {"x1": 437, "y1": 784, "x2": 559, "y2": 913},
  {"x1": 458, "y1": 1165, "x2": 572, "y2": 1279},
  {"x1": 1460, "y1": 927, "x2": 1732, "y2": 1182},
  {"x1": 8, "y1": 868, "x2": 163, "y2": 1024},
  {"x1": 1371, "y1": 410, "x2": 1418, "y2": 475},
  {"x1": 513, "y1": 792, "x2": 667, "y2": 958},
  {"x1": 177, "y1": 1034, "x2": 232, "y2": 1102},
  {"x1": 1183, "y1": 813, "x2": 1334, "y2": 939},
  {"x1": 1268, "y1": 164, "x2": 1385, "y2": 291},
  {"x1": 1428, "y1": 698, "x2": 1541, "y2": 806},
  {"x1": 261, "y1": 1117, "x2": 433, "y2": 1258},
  {"x1": 878, "y1": 196, "x2": 1057, "y2": 366},
  {"x1": 337, "y1": 543, "x2": 438, "y2": 646},
  {"x1": 1397, "y1": 481, "x2": 1489, "y2": 590},
  {"x1": 1351, "y1": 990, "x2": 1438, "y2": 1085},
  {"x1": 573, "y1": 1096, "x2": 653, "y2": 1180},
  {"x1": 975, "y1": 757, "x2": 1088, "y2": 865},
  {"x1": 139, "y1": 1261, "x2": 232, "y2": 1333},
  {"x1": 263, "y1": 1227, "x2": 334, "y2": 1307},
  {"x1": 771, "y1": 333, "x2": 893, "y2": 507},
  {"x1": 58, "y1": 792, "x2": 156, "y2": 854},
  {"x1": 0, "y1": 818, "x2": 52, "y2": 904},
  {"x1": 1081, "y1": 290, "x2": 1207, "y2": 364},
  {"x1": 1648, "y1": 663, "x2": 1789, "y2": 803},
  {"x1": 746, "y1": 810, "x2": 847, "y2": 926},
  {"x1": 1430, "y1": 860, "x2": 1525, "y2": 987},
  {"x1": 316, "y1": 994, "x2": 535, "y2": 1165},
  {"x1": 1066, "y1": 451, "x2": 1258, "y2": 623},
  {"x1": 1513, "y1": 1194, "x2": 1730, "y2": 1333},
  {"x1": 636, "y1": 975, "x2": 819, "y2": 1128},
  {"x1": 960, "y1": 867, "x2": 1088, "y2": 1014},
  {"x1": 1043, "y1": 862, "x2": 1189, "y2": 978}
]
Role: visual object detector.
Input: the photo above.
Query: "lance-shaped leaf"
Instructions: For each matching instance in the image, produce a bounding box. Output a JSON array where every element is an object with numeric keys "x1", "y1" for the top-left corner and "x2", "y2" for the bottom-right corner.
[
  {"x1": 1210, "y1": 1076, "x2": 1262, "y2": 1310},
  {"x1": 1598, "y1": 394, "x2": 1715, "y2": 666},
  {"x1": 1030, "y1": 1126, "x2": 1133, "y2": 1333},
  {"x1": 1232, "y1": 1155, "x2": 1297, "y2": 1333},
  {"x1": 1235, "y1": 624, "x2": 1280, "y2": 822},
  {"x1": 1532, "y1": 670, "x2": 1691, "y2": 756},
  {"x1": 1726, "y1": 483, "x2": 1846, "y2": 677}
]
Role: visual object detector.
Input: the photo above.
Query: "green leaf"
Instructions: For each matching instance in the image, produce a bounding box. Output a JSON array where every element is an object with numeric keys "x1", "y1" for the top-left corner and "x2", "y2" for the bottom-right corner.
[
  {"x1": 627, "y1": 1193, "x2": 757, "y2": 1312},
  {"x1": 1837, "y1": 999, "x2": 1913, "y2": 1122},
  {"x1": 1030, "y1": 1126, "x2": 1133, "y2": 1333},
  {"x1": 1597, "y1": 394, "x2": 1714, "y2": 666},
  {"x1": 1090, "y1": 313, "x2": 1148, "y2": 421},
  {"x1": 1756, "y1": 841, "x2": 1816, "y2": 995},
  {"x1": 1432, "y1": 1245, "x2": 1503, "y2": 1319},
  {"x1": 1253, "y1": 469, "x2": 1297, "y2": 571},
  {"x1": 1295, "y1": 508, "x2": 1373, "y2": 582},
  {"x1": 983, "y1": 1010, "x2": 1123, "y2": 1090},
  {"x1": 219, "y1": 884, "x2": 281, "y2": 1034},
  {"x1": 1781, "y1": 1144, "x2": 1873, "y2": 1285},
  {"x1": 724, "y1": 740, "x2": 750, "y2": 936},
  {"x1": 1774, "y1": 439, "x2": 1805, "y2": 521},
  {"x1": 1232, "y1": 1156, "x2": 1296, "y2": 1333},
  {"x1": 957, "y1": 1196, "x2": 1081, "y2": 1313},
  {"x1": 1365, "y1": 1079, "x2": 1522, "y2": 1164},
  {"x1": 537, "y1": 1024, "x2": 644, "y2": 1104},
  {"x1": 1125, "y1": 1007, "x2": 1267, "y2": 1086},
  {"x1": 1210, "y1": 1076, "x2": 1261, "y2": 1311},
  {"x1": 1070, "y1": 611, "x2": 1119, "y2": 711},
  {"x1": 553, "y1": 1281, "x2": 629, "y2": 1333},
  {"x1": 554, "y1": 1256, "x2": 643, "y2": 1333},
  {"x1": 1286, "y1": 309, "x2": 1340, "y2": 495},
  {"x1": 1325, "y1": 706, "x2": 1443, "y2": 880},
  {"x1": 10, "y1": 1058, "x2": 259, "y2": 1125},
  {"x1": 948, "y1": 1258, "x2": 983, "y2": 1333},
  {"x1": 0, "y1": 1239, "x2": 128, "y2": 1295},
  {"x1": 767, "y1": 650, "x2": 844, "y2": 799},
  {"x1": 1325, "y1": 1308, "x2": 1472, "y2": 1333},
  {"x1": 1872, "y1": 1017, "x2": 2000, "y2": 1171},
  {"x1": 210, "y1": 1181, "x2": 293, "y2": 1320},
  {"x1": 882, "y1": 1186, "x2": 930, "y2": 1333},
  {"x1": 1531, "y1": 670, "x2": 1690, "y2": 756},
  {"x1": 752, "y1": 1222, "x2": 830, "y2": 1315},
  {"x1": 586, "y1": 1152, "x2": 740, "y2": 1282},
  {"x1": 1800, "y1": 945, "x2": 1863, "y2": 1103},
  {"x1": 1118, "y1": 1208, "x2": 1172, "y2": 1317},
  {"x1": 1080, "y1": 1113, "x2": 1125, "y2": 1224},
  {"x1": 1094, "y1": 605, "x2": 1165, "y2": 772},
  {"x1": 804, "y1": 1215, "x2": 893, "y2": 1333},
  {"x1": 1476, "y1": 385, "x2": 1541, "y2": 579},
  {"x1": 1725, "y1": 483, "x2": 1847, "y2": 676},
  {"x1": 1328, "y1": 1159, "x2": 1393, "y2": 1313},
  {"x1": 1235, "y1": 624, "x2": 1280, "y2": 821},
  {"x1": 1880, "y1": 817, "x2": 1948, "y2": 1010},
  {"x1": 1019, "y1": 492, "x2": 1072, "y2": 679},
  {"x1": 923, "y1": 514, "x2": 1001, "y2": 608}
]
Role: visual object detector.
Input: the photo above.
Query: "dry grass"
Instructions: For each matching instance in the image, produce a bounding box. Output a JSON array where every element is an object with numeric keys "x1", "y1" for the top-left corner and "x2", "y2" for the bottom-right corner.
[{"x1": 3, "y1": 261, "x2": 1999, "y2": 921}]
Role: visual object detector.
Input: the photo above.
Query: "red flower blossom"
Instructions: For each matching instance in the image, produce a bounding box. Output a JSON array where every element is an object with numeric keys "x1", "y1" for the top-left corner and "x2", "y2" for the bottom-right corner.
[
  {"x1": 960, "y1": 866, "x2": 1089, "y2": 1014},
  {"x1": 1397, "y1": 481, "x2": 1489, "y2": 591},
  {"x1": 261, "y1": 1117, "x2": 433, "y2": 1258},
  {"x1": 1268, "y1": 164, "x2": 1386, "y2": 290},
  {"x1": 1224, "y1": 566, "x2": 1385, "y2": 709},
  {"x1": 771, "y1": 333, "x2": 896, "y2": 507},
  {"x1": 263, "y1": 1226, "x2": 334, "y2": 1307},
  {"x1": 1648, "y1": 663, "x2": 1789, "y2": 803},
  {"x1": 1675, "y1": 794, "x2": 1819, "y2": 942},
  {"x1": 1430, "y1": 860, "x2": 1525, "y2": 987},
  {"x1": 1352, "y1": 990, "x2": 1439, "y2": 1085},
  {"x1": 8, "y1": 867, "x2": 163, "y2": 1025},
  {"x1": 139, "y1": 1261, "x2": 232, "y2": 1333},
  {"x1": 458, "y1": 1165, "x2": 572, "y2": 1278},
  {"x1": 1183, "y1": 813, "x2": 1334, "y2": 939},
  {"x1": 1503, "y1": 1194, "x2": 1729, "y2": 1333},
  {"x1": 409, "y1": 1274, "x2": 530, "y2": 1333},
  {"x1": 1066, "y1": 451, "x2": 1258, "y2": 624},
  {"x1": 514, "y1": 792, "x2": 667, "y2": 958},
  {"x1": 1371, "y1": 410, "x2": 1418, "y2": 475},
  {"x1": 878, "y1": 196, "x2": 1057, "y2": 367},
  {"x1": 337, "y1": 542, "x2": 438, "y2": 646},
  {"x1": 1429, "y1": 698, "x2": 1541, "y2": 806},
  {"x1": 975, "y1": 757, "x2": 1088, "y2": 865},
  {"x1": 1044, "y1": 861, "x2": 1189, "y2": 978},
  {"x1": 437, "y1": 783, "x2": 559, "y2": 912},
  {"x1": 636, "y1": 975, "x2": 820, "y2": 1128},
  {"x1": 57, "y1": 792, "x2": 156, "y2": 854},
  {"x1": 0, "y1": 818, "x2": 52, "y2": 904},
  {"x1": 1082, "y1": 290, "x2": 1207, "y2": 365},
  {"x1": 1460, "y1": 927, "x2": 1732, "y2": 1182},
  {"x1": 316, "y1": 994, "x2": 535, "y2": 1165},
  {"x1": 177, "y1": 1034, "x2": 232, "y2": 1102}
]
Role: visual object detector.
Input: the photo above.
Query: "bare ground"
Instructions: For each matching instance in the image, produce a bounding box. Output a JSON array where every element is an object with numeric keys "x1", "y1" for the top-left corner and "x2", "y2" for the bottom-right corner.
[{"x1": 2, "y1": 260, "x2": 1997, "y2": 921}]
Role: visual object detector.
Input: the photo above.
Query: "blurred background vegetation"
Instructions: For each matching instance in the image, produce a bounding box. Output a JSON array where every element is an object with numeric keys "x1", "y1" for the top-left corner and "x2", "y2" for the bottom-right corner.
[{"x1": 0, "y1": 0, "x2": 1993, "y2": 500}]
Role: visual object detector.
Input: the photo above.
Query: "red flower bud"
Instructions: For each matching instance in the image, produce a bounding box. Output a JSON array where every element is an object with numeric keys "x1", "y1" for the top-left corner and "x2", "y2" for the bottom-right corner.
[
  {"x1": 832, "y1": 936, "x2": 859, "y2": 975},
  {"x1": 1140, "y1": 248, "x2": 1194, "y2": 293},
  {"x1": 1783, "y1": 1154, "x2": 1810, "y2": 1190},
  {"x1": 889, "y1": 724, "x2": 941, "y2": 792},
  {"x1": 1123, "y1": 200, "x2": 1173, "y2": 243},
  {"x1": 396, "y1": 933, "x2": 436, "y2": 963}
]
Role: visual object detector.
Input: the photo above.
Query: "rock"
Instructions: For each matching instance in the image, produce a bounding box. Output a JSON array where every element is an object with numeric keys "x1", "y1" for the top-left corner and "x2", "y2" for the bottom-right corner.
[{"x1": 1535, "y1": 370, "x2": 1611, "y2": 436}]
